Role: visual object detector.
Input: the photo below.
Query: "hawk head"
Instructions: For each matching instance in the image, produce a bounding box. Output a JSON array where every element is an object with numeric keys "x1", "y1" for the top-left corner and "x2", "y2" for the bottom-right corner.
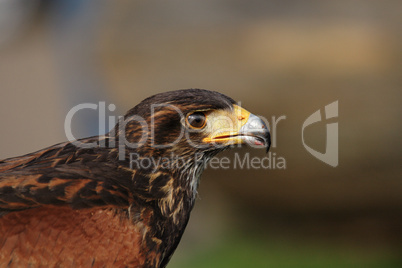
[
  {"x1": 117, "y1": 88, "x2": 270, "y2": 166},
  {"x1": 107, "y1": 89, "x2": 271, "y2": 215}
]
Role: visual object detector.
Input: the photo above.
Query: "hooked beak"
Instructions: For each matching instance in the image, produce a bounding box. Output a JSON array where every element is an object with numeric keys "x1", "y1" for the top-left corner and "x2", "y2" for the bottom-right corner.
[
  {"x1": 203, "y1": 105, "x2": 271, "y2": 152},
  {"x1": 238, "y1": 113, "x2": 271, "y2": 152}
]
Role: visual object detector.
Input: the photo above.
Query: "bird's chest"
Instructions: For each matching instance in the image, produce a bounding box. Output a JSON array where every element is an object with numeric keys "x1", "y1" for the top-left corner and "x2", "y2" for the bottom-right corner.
[{"x1": 0, "y1": 206, "x2": 160, "y2": 267}]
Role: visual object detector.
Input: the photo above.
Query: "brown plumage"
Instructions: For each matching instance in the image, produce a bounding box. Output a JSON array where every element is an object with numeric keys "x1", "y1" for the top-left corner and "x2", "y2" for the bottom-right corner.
[{"x1": 0, "y1": 89, "x2": 270, "y2": 267}]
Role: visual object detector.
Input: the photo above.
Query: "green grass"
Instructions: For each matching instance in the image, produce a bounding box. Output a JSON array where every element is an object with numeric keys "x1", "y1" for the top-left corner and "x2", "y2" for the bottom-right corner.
[{"x1": 169, "y1": 234, "x2": 402, "y2": 268}]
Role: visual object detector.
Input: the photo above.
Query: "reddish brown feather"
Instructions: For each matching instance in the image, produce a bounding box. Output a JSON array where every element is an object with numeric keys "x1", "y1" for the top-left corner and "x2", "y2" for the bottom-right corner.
[{"x1": 0, "y1": 206, "x2": 156, "y2": 267}]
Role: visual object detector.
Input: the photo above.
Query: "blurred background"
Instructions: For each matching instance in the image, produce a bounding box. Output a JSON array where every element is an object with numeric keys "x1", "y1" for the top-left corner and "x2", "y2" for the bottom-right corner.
[{"x1": 0, "y1": 0, "x2": 401, "y2": 267}]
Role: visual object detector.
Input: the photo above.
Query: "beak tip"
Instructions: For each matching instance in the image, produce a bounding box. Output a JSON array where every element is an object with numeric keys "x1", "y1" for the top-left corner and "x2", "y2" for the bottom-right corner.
[{"x1": 265, "y1": 131, "x2": 271, "y2": 153}]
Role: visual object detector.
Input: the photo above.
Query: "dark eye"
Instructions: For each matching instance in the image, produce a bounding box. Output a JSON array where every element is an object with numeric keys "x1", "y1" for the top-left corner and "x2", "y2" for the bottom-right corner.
[{"x1": 187, "y1": 112, "x2": 206, "y2": 129}]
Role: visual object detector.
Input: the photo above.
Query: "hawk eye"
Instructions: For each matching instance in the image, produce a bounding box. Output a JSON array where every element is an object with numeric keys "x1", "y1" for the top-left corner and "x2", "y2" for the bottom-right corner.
[{"x1": 187, "y1": 112, "x2": 206, "y2": 129}]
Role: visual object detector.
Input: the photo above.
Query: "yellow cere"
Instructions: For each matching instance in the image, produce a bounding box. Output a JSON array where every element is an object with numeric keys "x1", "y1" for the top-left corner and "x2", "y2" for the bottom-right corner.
[{"x1": 203, "y1": 104, "x2": 251, "y2": 145}]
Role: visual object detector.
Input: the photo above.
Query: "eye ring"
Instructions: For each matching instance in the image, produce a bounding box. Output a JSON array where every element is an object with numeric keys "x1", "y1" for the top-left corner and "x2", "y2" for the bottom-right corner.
[{"x1": 186, "y1": 112, "x2": 207, "y2": 129}]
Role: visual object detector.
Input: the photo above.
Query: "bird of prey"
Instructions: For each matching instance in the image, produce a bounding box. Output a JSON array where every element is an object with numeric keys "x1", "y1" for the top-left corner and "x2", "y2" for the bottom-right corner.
[{"x1": 0, "y1": 89, "x2": 270, "y2": 267}]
